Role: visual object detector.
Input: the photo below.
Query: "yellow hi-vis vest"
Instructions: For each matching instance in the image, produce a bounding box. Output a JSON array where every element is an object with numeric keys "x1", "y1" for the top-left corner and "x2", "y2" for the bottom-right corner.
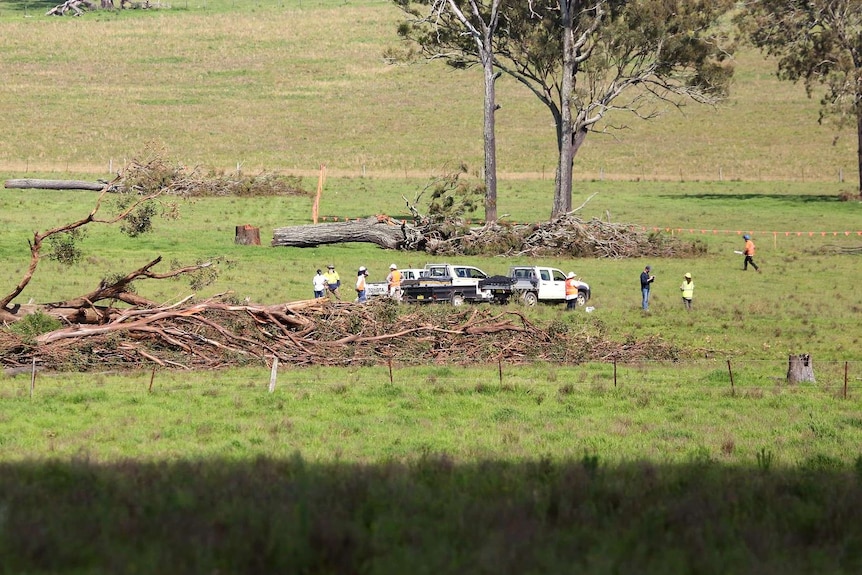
[{"x1": 680, "y1": 280, "x2": 694, "y2": 299}]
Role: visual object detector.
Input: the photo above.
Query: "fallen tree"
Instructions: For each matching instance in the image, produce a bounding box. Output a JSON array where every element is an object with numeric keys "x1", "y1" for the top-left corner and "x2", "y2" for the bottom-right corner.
[
  {"x1": 47, "y1": 0, "x2": 161, "y2": 15},
  {"x1": 4, "y1": 179, "x2": 109, "y2": 192},
  {"x1": 47, "y1": 0, "x2": 96, "y2": 16},
  {"x1": 272, "y1": 215, "x2": 419, "y2": 250},
  {"x1": 272, "y1": 212, "x2": 707, "y2": 259},
  {"x1": 272, "y1": 167, "x2": 704, "y2": 257}
]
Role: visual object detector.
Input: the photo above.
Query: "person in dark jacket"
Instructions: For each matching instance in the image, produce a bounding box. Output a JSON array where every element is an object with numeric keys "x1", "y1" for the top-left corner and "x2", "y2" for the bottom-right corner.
[{"x1": 640, "y1": 265, "x2": 655, "y2": 311}]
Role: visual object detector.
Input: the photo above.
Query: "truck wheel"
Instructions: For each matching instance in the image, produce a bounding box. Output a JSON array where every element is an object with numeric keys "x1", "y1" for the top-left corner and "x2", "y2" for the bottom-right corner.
[
  {"x1": 576, "y1": 292, "x2": 587, "y2": 306},
  {"x1": 522, "y1": 291, "x2": 538, "y2": 306},
  {"x1": 451, "y1": 294, "x2": 465, "y2": 306}
]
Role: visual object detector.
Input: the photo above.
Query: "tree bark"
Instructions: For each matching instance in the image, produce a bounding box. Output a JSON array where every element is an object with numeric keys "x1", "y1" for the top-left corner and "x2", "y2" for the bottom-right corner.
[
  {"x1": 856, "y1": 86, "x2": 862, "y2": 197},
  {"x1": 272, "y1": 216, "x2": 419, "y2": 250},
  {"x1": 787, "y1": 354, "x2": 815, "y2": 384},
  {"x1": 554, "y1": 0, "x2": 576, "y2": 219},
  {"x1": 5, "y1": 179, "x2": 107, "y2": 191}
]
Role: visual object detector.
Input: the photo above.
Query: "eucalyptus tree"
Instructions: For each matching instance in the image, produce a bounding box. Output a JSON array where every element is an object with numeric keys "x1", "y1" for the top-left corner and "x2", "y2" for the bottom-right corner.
[
  {"x1": 501, "y1": 0, "x2": 736, "y2": 216},
  {"x1": 736, "y1": 0, "x2": 862, "y2": 197},
  {"x1": 397, "y1": 0, "x2": 735, "y2": 219},
  {"x1": 395, "y1": 0, "x2": 504, "y2": 223}
]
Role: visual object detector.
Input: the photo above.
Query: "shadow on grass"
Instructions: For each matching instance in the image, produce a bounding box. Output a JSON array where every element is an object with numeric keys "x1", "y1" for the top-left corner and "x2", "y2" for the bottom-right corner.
[
  {"x1": 660, "y1": 193, "x2": 841, "y2": 204},
  {"x1": 1, "y1": 456, "x2": 861, "y2": 574}
]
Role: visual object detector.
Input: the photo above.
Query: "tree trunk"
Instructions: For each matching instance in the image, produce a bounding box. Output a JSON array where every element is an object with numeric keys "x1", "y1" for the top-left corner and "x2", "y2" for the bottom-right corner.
[
  {"x1": 5, "y1": 179, "x2": 107, "y2": 191},
  {"x1": 235, "y1": 225, "x2": 261, "y2": 245},
  {"x1": 553, "y1": 0, "x2": 576, "y2": 219},
  {"x1": 856, "y1": 87, "x2": 862, "y2": 197},
  {"x1": 786, "y1": 354, "x2": 815, "y2": 384},
  {"x1": 481, "y1": 28, "x2": 499, "y2": 224},
  {"x1": 272, "y1": 216, "x2": 419, "y2": 250}
]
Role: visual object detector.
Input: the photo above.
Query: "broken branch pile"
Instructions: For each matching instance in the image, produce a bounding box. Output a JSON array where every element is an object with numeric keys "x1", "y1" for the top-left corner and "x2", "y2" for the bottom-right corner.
[
  {"x1": 424, "y1": 213, "x2": 706, "y2": 258},
  {"x1": 117, "y1": 157, "x2": 309, "y2": 198},
  {"x1": 1, "y1": 298, "x2": 685, "y2": 372}
]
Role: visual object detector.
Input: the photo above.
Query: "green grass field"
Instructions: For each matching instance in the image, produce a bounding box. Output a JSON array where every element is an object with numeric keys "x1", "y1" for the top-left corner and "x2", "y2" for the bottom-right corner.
[{"x1": 2, "y1": 2, "x2": 862, "y2": 573}]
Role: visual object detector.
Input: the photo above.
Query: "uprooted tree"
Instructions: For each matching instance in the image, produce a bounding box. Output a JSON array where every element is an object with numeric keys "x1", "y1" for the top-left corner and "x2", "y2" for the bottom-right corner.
[{"x1": 272, "y1": 167, "x2": 705, "y2": 258}]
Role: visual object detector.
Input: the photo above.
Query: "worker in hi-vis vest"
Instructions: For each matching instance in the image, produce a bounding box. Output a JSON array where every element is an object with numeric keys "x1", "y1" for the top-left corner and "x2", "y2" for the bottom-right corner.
[
  {"x1": 387, "y1": 263, "x2": 402, "y2": 301},
  {"x1": 565, "y1": 271, "x2": 579, "y2": 311}
]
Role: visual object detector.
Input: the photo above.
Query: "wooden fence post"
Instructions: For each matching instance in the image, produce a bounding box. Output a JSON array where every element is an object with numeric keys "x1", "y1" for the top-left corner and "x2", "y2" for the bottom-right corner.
[
  {"x1": 727, "y1": 359, "x2": 734, "y2": 396},
  {"x1": 269, "y1": 357, "x2": 279, "y2": 393},
  {"x1": 844, "y1": 361, "x2": 849, "y2": 399},
  {"x1": 30, "y1": 358, "x2": 36, "y2": 399}
]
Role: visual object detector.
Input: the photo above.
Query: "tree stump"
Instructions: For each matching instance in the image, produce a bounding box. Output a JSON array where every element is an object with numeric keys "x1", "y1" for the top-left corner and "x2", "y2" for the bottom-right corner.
[
  {"x1": 235, "y1": 225, "x2": 261, "y2": 246},
  {"x1": 786, "y1": 354, "x2": 815, "y2": 384}
]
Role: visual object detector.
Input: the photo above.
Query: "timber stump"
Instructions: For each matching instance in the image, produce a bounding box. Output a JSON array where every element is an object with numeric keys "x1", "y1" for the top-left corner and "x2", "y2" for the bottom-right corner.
[
  {"x1": 235, "y1": 225, "x2": 261, "y2": 246},
  {"x1": 786, "y1": 354, "x2": 815, "y2": 384}
]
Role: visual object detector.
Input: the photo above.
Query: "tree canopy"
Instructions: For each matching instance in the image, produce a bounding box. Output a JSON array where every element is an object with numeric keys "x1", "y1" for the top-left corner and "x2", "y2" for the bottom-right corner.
[
  {"x1": 736, "y1": 0, "x2": 862, "y2": 196},
  {"x1": 396, "y1": 0, "x2": 736, "y2": 218}
]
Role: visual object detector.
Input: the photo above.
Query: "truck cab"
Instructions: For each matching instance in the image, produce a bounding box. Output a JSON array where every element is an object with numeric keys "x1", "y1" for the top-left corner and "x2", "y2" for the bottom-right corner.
[
  {"x1": 423, "y1": 264, "x2": 489, "y2": 286},
  {"x1": 401, "y1": 263, "x2": 493, "y2": 305},
  {"x1": 400, "y1": 268, "x2": 425, "y2": 281},
  {"x1": 508, "y1": 266, "x2": 590, "y2": 306}
]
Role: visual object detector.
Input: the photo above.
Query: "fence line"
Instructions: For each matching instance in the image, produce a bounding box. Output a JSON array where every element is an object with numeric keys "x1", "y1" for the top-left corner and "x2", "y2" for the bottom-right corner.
[{"x1": 7, "y1": 358, "x2": 861, "y2": 399}]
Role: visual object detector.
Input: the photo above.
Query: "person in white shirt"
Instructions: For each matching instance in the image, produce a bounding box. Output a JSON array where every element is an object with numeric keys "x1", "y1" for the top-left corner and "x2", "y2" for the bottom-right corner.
[
  {"x1": 312, "y1": 269, "x2": 328, "y2": 299},
  {"x1": 355, "y1": 266, "x2": 369, "y2": 302}
]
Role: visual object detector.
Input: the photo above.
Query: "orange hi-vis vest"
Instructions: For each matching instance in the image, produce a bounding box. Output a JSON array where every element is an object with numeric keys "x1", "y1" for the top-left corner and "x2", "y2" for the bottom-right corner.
[
  {"x1": 744, "y1": 239, "x2": 755, "y2": 256},
  {"x1": 388, "y1": 269, "x2": 401, "y2": 288},
  {"x1": 356, "y1": 275, "x2": 366, "y2": 291},
  {"x1": 565, "y1": 278, "x2": 578, "y2": 298}
]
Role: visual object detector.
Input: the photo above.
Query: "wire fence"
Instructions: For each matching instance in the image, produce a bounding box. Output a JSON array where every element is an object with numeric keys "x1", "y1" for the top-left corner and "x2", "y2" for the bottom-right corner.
[{"x1": 6, "y1": 358, "x2": 862, "y2": 400}]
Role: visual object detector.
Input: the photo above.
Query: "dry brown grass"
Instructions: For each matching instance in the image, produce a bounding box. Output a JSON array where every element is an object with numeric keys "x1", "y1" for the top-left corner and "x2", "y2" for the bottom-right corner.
[{"x1": 0, "y1": 2, "x2": 857, "y2": 185}]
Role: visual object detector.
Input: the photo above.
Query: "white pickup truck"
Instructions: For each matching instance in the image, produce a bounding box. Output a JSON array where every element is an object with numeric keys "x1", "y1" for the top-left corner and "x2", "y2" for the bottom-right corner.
[
  {"x1": 479, "y1": 265, "x2": 591, "y2": 307},
  {"x1": 400, "y1": 263, "x2": 494, "y2": 305}
]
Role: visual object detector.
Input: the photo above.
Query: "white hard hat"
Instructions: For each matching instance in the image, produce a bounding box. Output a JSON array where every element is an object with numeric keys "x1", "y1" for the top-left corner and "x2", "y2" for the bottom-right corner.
[
  {"x1": 359, "y1": 266, "x2": 367, "y2": 272},
  {"x1": 566, "y1": 272, "x2": 576, "y2": 279},
  {"x1": 390, "y1": 263, "x2": 397, "y2": 269}
]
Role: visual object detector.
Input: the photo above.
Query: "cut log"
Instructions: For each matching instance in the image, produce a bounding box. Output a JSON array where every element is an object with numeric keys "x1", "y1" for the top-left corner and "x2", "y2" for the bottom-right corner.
[
  {"x1": 4, "y1": 179, "x2": 107, "y2": 191},
  {"x1": 235, "y1": 225, "x2": 261, "y2": 246},
  {"x1": 272, "y1": 216, "x2": 421, "y2": 250},
  {"x1": 786, "y1": 354, "x2": 815, "y2": 384}
]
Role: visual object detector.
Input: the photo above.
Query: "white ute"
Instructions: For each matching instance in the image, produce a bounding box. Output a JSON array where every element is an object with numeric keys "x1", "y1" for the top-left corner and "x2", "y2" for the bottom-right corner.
[{"x1": 480, "y1": 266, "x2": 591, "y2": 306}]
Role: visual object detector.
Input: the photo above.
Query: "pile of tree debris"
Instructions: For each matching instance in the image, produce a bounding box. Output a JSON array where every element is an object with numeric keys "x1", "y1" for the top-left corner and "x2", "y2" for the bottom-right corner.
[
  {"x1": 6, "y1": 157, "x2": 308, "y2": 198},
  {"x1": 1, "y1": 297, "x2": 685, "y2": 373},
  {"x1": 273, "y1": 212, "x2": 705, "y2": 258},
  {"x1": 421, "y1": 214, "x2": 706, "y2": 258}
]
